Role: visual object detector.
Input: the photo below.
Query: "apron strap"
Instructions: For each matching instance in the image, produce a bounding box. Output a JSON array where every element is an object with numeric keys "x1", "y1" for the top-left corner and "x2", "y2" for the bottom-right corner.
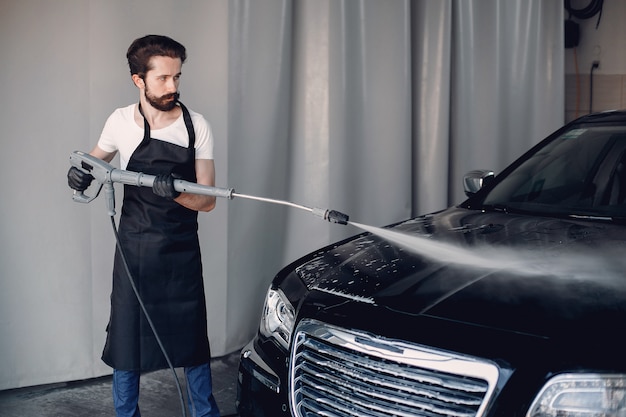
[
  {"x1": 137, "y1": 102, "x2": 195, "y2": 149},
  {"x1": 138, "y1": 103, "x2": 151, "y2": 144},
  {"x1": 179, "y1": 102, "x2": 196, "y2": 149}
]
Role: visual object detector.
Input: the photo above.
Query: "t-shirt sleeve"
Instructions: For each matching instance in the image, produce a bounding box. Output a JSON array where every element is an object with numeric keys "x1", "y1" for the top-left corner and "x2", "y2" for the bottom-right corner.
[
  {"x1": 97, "y1": 111, "x2": 121, "y2": 154},
  {"x1": 193, "y1": 114, "x2": 214, "y2": 160}
]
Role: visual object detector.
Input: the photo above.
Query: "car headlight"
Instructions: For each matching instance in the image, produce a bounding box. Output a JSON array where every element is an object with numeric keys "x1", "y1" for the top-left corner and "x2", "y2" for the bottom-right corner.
[
  {"x1": 527, "y1": 374, "x2": 626, "y2": 417},
  {"x1": 260, "y1": 287, "x2": 296, "y2": 350}
]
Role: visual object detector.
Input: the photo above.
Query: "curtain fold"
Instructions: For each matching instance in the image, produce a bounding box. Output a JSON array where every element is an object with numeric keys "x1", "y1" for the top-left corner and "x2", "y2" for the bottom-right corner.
[
  {"x1": 226, "y1": 0, "x2": 294, "y2": 350},
  {"x1": 412, "y1": 0, "x2": 453, "y2": 215},
  {"x1": 450, "y1": 0, "x2": 564, "y2": 201},
  {"x1": 327, "y1": 0, "x2": 413, "y2": 230}
]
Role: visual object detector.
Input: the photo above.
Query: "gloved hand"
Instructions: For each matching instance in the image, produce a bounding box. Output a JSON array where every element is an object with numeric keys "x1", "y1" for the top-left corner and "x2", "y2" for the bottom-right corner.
[
  {"x1": 152, "y1": 173, "x2": 181, "y2": 200},
  {"x1": 67, "y1": 166, "x2": 94, "y2": 191}
]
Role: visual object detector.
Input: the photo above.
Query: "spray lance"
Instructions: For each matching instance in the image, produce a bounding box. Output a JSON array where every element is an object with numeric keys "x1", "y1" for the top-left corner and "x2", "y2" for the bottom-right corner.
[{"x1": 69, "y1": 150, "x2": 349, "y2": 224}]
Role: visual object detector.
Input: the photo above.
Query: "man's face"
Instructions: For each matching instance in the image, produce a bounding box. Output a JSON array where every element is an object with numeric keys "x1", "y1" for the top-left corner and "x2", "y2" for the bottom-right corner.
[{"x1": 143, "y1": 56, "x2": 182, "y2": 112}]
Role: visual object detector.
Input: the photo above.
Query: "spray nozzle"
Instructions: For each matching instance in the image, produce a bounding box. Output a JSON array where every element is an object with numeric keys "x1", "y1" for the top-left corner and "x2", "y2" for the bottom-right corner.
[
  {"x1": 311, "y1": 207, "x2": 349, "y2": 225},
  {"x1": 327, "y1": 210, "x2": 349, "y2": 225}
]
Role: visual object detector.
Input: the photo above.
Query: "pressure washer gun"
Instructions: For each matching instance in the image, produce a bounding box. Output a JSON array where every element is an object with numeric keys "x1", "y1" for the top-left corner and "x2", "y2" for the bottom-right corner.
[
  {"x1": 69, "y1": 150, "x2": 349, "y2": 224},
  {"x1": 69, "y1": 151, "x2": 233, "y2": 217}
]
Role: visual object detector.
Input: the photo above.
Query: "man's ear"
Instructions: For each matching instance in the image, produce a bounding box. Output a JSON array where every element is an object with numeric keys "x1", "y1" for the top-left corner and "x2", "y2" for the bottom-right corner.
[{"x1": 131, "y1": 74, "x2": 145, "y2": 89}]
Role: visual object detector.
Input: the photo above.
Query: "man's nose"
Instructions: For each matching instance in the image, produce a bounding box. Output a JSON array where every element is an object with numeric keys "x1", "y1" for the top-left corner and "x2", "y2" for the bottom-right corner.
[{"x1": 166, "y1": 78, "x2": 178, "y2": 92}]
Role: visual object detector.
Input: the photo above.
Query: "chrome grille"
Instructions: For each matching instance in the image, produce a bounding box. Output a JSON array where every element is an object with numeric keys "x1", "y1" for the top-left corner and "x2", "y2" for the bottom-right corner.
[{"x1": 289, "y1": 320, "x2": 500, "y2": 417}]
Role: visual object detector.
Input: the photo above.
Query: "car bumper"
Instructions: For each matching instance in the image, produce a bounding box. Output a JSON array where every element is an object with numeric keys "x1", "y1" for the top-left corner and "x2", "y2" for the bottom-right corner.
[{"x1": 236, "y1": 339, "x2": 291, "y2": 417}]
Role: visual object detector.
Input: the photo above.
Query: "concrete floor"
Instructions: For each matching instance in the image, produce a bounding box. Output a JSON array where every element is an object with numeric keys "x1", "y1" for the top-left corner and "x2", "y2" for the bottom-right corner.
[{"x1": 0, "y1": 351, "x2": 240, "y2": 417}]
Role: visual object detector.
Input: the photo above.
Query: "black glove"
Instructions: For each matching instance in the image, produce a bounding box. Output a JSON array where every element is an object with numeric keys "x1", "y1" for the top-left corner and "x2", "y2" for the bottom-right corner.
[
  {"x1": 67, "y1": 166, "x2": 94, "y2": 191},
  {"x1": 152, "y1": 173, "x2": 181, "y2": 200}
]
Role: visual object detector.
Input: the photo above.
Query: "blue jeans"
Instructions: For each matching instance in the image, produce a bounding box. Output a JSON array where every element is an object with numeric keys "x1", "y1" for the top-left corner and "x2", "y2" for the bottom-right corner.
[{"x1": 112, "y1": 364, "x2": 220, "y2": 417}]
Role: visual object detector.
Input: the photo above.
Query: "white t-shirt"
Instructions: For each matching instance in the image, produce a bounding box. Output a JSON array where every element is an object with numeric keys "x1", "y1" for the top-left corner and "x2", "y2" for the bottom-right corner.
[{"x1": 97, "y1": 104, "x2": 214, "y2": 169}]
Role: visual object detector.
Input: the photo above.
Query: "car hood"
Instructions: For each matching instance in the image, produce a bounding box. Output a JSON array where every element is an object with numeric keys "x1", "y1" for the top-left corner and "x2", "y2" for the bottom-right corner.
[{"x1": 295, "y1": 207, "x2": 626, "y2": 340}]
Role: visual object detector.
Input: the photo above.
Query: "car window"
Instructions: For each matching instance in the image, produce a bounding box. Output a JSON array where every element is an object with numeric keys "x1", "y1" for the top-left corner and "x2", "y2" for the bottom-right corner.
[{"x1": 482, "y1": 125, "x2": 626, "y2": 218}]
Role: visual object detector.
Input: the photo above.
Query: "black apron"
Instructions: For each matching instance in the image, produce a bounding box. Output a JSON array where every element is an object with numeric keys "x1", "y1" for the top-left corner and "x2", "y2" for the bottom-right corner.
[{"x1": 102, "y1": 102, "x2": 211, "y2": 371}]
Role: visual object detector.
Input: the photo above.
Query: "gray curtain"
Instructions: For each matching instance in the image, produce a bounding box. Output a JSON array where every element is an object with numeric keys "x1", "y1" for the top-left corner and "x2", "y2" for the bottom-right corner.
[
  {"x1": 0, "y1": 0, "x2": 563, "y2": 389},
  {"x1": 224, "y1": 0, "x2": 564, "y2": 350}
]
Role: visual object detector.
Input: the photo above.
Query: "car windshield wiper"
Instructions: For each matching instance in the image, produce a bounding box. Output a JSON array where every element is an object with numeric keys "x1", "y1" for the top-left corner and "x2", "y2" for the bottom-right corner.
[
  {"x1": 483, "y1": 202, "x2": 626, "y2": 223},
  {"x1": 568, "y1": 210, "x2": 626, "y2": 223},
  {"x1": 483, "y1": 202, "x2": 599, "y2": 217},
  {"x1": 568, "y1": 214, "x2": 613, "y2": 221},
  {"x1": 480, "y1": 203, "x2": 507, "y2": 212},
  {"x1": 480, "y1": 203, "x2": 534, "y2": 215}
]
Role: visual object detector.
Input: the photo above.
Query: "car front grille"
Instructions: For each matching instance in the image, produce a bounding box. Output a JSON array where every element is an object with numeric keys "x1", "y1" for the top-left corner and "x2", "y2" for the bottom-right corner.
[{"x1": 289, "y1": 319, "x2": 500, "y2": 417}]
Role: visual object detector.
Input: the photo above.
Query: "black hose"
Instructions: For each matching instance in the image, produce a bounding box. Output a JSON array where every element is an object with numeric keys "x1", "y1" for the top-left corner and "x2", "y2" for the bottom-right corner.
[
  {"x1": 590, "y1": 60, "x2": 599, "y2": 113},
  {"x1": 564, "y1": 0, "x2": 604, "y2": 28},
  {"x1": 109, "y1": 216, "x2": 188, "y2": 417}
]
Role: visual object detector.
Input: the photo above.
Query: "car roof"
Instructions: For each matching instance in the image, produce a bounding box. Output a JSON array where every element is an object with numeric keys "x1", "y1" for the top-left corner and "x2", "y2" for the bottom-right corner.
[{"x1": 574, "y1": 110, "x2": 626, "y2": 124}]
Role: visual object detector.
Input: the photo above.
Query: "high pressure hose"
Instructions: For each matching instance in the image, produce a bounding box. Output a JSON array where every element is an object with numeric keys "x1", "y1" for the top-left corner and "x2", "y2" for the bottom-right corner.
[
  {"x1": 108, "y1": 215, "x2": 188, "y2": 417},
  {"x1": 564, "y1": 0, "x2": 604, "y2": 29}
]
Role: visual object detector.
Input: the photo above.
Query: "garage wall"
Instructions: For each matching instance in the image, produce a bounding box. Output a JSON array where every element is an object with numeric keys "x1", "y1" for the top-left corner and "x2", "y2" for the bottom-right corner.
[{"x1": 565, "y1": 0, "x2": 626, "y2": 121}]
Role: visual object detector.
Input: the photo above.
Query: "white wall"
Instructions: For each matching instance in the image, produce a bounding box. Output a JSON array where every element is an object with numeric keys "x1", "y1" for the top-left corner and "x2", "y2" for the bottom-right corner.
[
  {"x1": 565, "y1": 0, "x2": 626, "y2": 75},
  {"x1": 564, "y1": 0, "x2": 626, "y2": 122}
]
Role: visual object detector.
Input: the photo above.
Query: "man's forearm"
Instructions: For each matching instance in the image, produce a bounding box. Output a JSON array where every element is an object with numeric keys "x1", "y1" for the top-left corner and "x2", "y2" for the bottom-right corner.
[{"x1": 175, "y1": 193, "x2": 216, "y2": 212}]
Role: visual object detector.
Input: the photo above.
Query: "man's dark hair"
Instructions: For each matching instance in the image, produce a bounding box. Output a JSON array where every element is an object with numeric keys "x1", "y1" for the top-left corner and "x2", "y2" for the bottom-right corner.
[{"x1": 126, "y1": 35, "x2": 187, "y2": 77}]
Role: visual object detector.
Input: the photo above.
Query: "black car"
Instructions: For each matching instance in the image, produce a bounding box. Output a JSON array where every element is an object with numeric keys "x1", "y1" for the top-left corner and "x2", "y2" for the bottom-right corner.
[{"x1": 236, "y1": 111, "x2": 626, "y2": 417}]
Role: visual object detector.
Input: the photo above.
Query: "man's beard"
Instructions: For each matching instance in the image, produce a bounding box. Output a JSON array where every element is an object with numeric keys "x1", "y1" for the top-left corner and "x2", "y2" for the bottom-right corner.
[{"x1": 145, "y1": 88, "x2": 180, "y2": 112}]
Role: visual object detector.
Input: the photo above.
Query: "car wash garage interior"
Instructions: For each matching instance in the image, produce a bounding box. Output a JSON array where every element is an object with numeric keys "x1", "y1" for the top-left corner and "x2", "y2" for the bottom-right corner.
[{"x1": 0, "y1": 0, "x2": 624, "y2": 416}]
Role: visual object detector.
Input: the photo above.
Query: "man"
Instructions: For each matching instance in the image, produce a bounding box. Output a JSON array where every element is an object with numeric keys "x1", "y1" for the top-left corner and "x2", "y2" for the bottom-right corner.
[{"x1": 67, "y1": 35, "x2": 220, "y2": 417}]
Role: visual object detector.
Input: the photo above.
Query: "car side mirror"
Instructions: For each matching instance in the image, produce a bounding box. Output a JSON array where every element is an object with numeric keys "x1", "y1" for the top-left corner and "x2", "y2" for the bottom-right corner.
[{"x1": 463, "y1": 170, "x2": 495, "y2": 197}]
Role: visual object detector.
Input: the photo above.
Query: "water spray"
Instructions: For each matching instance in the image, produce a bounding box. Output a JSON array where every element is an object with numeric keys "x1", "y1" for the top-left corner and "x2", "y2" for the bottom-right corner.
[{"x1": 69, "y1": 150, "x2": 349, "y2": 224}]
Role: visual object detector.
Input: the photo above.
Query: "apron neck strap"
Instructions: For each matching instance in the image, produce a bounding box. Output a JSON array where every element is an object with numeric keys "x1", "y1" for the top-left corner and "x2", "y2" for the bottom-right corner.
[
  {"x1": 137, "y1": 102, "x2": 195, "y2": 148},
  {"x1": 179, "y1": 102, "x2": 196, "y2": 148}
]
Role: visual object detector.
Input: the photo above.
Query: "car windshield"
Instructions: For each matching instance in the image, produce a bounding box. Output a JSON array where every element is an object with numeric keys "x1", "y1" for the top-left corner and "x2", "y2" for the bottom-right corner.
[{"x1": 481, "y1": 124, "x2": 626, "y2": 219}]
